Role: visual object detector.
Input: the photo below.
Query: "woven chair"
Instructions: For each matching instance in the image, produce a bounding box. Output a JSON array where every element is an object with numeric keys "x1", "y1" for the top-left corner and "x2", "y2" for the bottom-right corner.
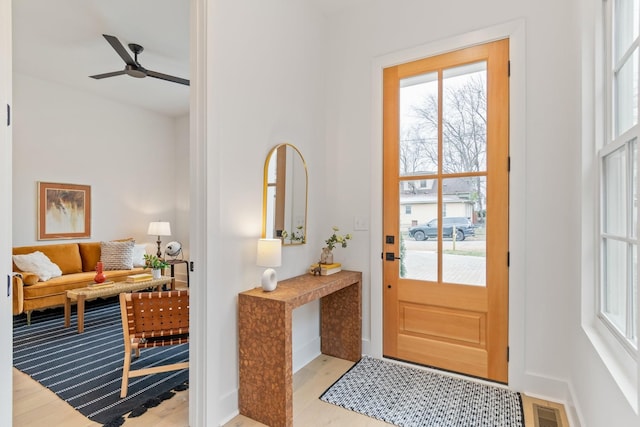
[{"x1": 119, "y1": 290, "x2": 189, "y2": 397}]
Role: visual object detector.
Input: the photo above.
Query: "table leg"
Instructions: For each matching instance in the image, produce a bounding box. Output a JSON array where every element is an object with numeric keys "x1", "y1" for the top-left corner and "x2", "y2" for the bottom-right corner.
[
  {"x1": 238, "y1": 296, "x2": 291, "y2": 427},
  {"x1": 77, "y1": 295, "x2": 86, "y2": 333},
  {"x1": 321, "y1": 281, "x2": 362, "y2": 362},
  {"x1": 64, "y1": 296, "x2": 71, "y2": 328},
  {"x1": 184, "y1": 260, "x2": 190, "y2": 287}
]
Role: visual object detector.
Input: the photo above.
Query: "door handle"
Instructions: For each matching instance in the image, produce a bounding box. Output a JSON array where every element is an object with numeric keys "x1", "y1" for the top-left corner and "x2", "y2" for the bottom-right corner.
[{"x1": 385, "y1": 252, "x2": 401, "y2": 261}]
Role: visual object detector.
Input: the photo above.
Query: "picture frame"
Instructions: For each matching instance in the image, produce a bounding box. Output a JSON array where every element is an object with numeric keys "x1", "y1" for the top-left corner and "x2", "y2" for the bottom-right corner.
[{"x1": 38, "y1": 181, "x2": 91, "y2": 240}]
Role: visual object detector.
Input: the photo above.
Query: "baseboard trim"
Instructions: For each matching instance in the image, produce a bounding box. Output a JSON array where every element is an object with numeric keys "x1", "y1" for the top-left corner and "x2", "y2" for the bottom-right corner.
[
  {"x1": 520, "y1": 372, "x2": 581, "y2": 427},
  {"x1": 218, "y1": 387, "x2": 239, "y2": 427}
]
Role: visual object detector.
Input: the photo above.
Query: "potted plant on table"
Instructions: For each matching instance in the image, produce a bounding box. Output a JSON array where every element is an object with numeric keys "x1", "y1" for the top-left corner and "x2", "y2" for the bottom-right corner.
[
  {"x1": 321, "y1": 226, "x2": 352, "y2": 264},
  {"x1": 144, "y1": 254, "x2": 169, "y2": 279}
]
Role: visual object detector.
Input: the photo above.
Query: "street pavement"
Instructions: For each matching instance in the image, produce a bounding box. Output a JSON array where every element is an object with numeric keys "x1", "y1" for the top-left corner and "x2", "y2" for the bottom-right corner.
[{"x1": 401, "y1": 237, "x2": 486, "y2": 286}]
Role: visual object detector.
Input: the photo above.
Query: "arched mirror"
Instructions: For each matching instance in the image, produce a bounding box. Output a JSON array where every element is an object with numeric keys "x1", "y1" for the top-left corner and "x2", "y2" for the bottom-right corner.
[{"x1": 262, "y1": 143, "x2": 308, "y2": 245}]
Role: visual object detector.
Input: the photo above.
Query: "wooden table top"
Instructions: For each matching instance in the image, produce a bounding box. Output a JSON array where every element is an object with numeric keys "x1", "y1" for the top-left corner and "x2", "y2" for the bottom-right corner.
[
  {"x1": 239, "y1": 270, "x2": 362, "y2": 309},
  {"x1": 66, "y1": 276, "x2": 172, "y2": 299}
]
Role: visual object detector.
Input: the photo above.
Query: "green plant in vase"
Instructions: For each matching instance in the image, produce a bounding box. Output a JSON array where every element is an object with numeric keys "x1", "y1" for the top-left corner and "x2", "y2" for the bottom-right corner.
[
  {"x1": 143, "y1": 254, "x2": 169, "y2": 270},
  {"x1": 321, "y1": 227, "x2": 352, "y2": 264}
]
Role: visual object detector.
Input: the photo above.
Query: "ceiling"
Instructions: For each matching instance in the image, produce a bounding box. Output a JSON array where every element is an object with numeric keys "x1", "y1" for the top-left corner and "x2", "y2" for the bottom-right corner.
[
  {"x1": 13, "y1": 0, "x2": 190, "y2": 117},
  {"x1": 12, "y1": 1, "x2": 361, "y2": 118}
]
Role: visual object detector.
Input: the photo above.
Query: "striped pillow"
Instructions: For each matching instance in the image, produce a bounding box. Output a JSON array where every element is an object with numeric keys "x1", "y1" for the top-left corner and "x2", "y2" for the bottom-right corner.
[{"x1": 100, "y1": 240, "x2": 134, "y2": 270}]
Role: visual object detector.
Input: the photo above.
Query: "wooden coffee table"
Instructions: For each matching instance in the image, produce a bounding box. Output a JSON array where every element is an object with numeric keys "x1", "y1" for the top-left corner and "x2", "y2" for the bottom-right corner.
[{"x1": 64, "y1": 276, "x2": 173, "y2": 333}]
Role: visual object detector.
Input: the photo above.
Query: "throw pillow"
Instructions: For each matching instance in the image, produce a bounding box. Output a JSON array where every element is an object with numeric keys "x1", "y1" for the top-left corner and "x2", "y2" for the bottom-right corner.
[
  {"x1": 12, "y1": 251, "x2": 63, "y2": 282},
  {"x1": 132, "y1": 244, "x2": 147, "y2": 267},
  {"x1": 100, "y1": 240, "x2": 134, "y2": 270}
]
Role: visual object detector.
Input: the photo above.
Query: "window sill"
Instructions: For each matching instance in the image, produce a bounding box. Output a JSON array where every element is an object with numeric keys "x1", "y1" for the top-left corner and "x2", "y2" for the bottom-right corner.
[{"x1": 583, "y1": 321, "x2": 638, "y2": 414}]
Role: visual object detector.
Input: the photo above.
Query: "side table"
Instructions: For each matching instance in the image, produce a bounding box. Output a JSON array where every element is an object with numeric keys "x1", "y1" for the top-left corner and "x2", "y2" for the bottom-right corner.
[{"x1": 165, "y1": 259, "x2": 190, "y2": 287}]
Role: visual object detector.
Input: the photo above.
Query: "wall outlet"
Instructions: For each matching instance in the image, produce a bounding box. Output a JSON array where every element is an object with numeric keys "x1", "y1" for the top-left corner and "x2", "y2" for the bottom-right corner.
[{"x1": 354, "y1": 216, "x2": 369, "y2": 231}]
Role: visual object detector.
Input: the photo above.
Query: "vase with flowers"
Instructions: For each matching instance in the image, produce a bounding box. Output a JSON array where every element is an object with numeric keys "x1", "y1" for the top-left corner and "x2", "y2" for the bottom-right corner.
[
  {"x1": 320, "y1": 226, "x2": 352, "y2": 264},
  {"x1": 144, "y1": 254, "x2": 169, "y2": 279}
]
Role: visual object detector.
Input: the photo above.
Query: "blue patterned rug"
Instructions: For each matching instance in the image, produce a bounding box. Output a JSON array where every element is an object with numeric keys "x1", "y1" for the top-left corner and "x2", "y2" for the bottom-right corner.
[
  {"x1": 13, "y1": 298, "x2": 188, "y2": 426},
  {"x1": 320, "y1": 356, "x2": 523, "y2": 427}
]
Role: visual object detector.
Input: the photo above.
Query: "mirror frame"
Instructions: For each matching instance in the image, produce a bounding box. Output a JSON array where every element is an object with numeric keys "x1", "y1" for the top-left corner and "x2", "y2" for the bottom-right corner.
[{"x1": 261, "y1": 143, "x2": 308, "y2": 245}]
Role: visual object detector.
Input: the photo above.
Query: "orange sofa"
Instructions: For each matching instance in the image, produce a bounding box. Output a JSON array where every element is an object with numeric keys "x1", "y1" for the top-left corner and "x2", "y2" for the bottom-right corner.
[{"x1": 12, "y1": 242, "x2": 147, "y2": 324}]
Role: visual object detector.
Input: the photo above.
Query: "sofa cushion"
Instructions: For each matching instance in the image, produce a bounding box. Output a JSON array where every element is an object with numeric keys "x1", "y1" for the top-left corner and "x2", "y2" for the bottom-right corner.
[
  {"x1": 101, "y1": 240, "x2": 134, "y2": 270},
  {"x1": 12, "y1": 251, "x2": 62, "y2": 281},
  {"x1": 78, "y1": 242, "x2": 101, "y2": 272},
  {"x1": 21, "y1": 268, "x2": 147, "y2": 302},
  {"x1": 132, "y1": 244, "x2": 147, "y2": 267},
  {"x1": 13, "y1": 243, "x2": 83, "y2": 275}
]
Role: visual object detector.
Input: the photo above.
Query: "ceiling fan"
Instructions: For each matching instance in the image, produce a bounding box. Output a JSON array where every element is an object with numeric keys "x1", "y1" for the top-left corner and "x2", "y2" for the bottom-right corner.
[{"x1": 89, "y1": 34, "x2": 189, "y2": 86}]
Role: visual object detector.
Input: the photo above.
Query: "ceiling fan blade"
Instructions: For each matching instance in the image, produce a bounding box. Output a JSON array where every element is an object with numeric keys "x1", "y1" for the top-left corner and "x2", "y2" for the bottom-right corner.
[
  {"x1": 90, "y1": 70, "x2": 126, "y2": 79},
  {"x1": 103, "y1": 34, "x2": 136, "y2": 66},
  {"x1": 147, "y1": 70, "x2": 190, "y2": 86}
]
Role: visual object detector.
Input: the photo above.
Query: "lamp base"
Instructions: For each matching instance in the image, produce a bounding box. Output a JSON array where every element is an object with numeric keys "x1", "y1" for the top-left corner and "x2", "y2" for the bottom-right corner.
[{"x1": 261, "y1": 268, "x2": 278, "y2": 292}]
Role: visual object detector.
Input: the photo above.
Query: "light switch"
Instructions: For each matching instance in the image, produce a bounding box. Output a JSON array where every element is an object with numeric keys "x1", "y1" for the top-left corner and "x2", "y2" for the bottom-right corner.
[{"x1": 354, "y1": 216, "x2": 368, "y2": 231}]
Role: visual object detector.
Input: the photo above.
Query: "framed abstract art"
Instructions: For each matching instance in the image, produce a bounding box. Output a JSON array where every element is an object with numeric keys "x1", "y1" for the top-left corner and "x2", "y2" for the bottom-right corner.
[{"x1": 38, "y1": 181, "x2": 91, "y2": 240}]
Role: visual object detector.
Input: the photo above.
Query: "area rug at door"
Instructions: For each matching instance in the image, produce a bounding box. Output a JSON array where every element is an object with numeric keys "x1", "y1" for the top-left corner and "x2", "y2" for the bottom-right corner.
[
  {"x1": 320, "y1": 356, "x2": 523, "y2": 427},
  {"x1": 13, "y1": 298, "x2": 189, "y2": 426}
]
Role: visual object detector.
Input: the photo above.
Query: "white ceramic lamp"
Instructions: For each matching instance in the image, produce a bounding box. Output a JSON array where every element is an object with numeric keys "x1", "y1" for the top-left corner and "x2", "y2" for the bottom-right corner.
[
  {"x1": 148, "y1": 221, "x2": 171, "y2": 257},
  {"x1": 257, "y1": 238, "x2": 282, "y2": 292}
]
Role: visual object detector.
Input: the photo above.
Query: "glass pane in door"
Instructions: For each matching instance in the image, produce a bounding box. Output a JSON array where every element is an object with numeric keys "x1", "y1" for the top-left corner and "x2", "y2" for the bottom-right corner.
[
  {"x1": 442, "y1": 62, "x2": 487, "y2": 173},
  {"x1": 401, "y1": 179, "x2": 438, "y2": 281},
  {"x1": 399, "y1": 72, "x2": 438, "y2": 177},
  {"x1": 441, "y1": 176, "x2": 486, "y2": 286}
]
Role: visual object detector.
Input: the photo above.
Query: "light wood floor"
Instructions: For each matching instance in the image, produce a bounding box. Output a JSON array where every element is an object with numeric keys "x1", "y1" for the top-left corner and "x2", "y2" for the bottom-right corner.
[{"x1": 14, "y1": 354, "x2": 569, "y2": 427}]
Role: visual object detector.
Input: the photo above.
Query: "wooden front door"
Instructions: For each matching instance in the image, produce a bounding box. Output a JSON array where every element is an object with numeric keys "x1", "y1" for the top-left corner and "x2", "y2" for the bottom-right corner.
[{"x1": 382, "y1": 39, "x2": 510, "y2": 382}]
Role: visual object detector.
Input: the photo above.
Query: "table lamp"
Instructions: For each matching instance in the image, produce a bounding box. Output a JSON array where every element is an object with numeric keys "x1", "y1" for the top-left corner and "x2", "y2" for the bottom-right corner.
[
  {"x1": 148, "y1": 221, "x2": 171, "y2": 257},
  {"x1": 257, "y1": 238, "x2": 282, "y2": 291}
]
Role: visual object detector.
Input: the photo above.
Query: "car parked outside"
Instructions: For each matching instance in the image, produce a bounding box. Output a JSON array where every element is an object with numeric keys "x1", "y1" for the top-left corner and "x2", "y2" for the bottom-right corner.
[{"x1": 408, "y1": 217, "x2": 476, "y2": 241}]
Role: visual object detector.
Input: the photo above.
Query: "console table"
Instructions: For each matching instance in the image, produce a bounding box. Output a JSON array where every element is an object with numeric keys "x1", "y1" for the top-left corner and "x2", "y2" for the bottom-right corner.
[{"x1": 238, "y1": 270, "x2": 362, "y2": 427}]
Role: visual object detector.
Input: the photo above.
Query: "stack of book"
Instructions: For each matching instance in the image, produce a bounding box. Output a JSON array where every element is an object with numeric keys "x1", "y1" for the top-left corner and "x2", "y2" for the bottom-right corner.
[
  {"x1": 126, "y1": 273, "x2": 153, "y2": 283},
  {"x1": 309, "y1": 262, "x2": 342, "y2": 276}
]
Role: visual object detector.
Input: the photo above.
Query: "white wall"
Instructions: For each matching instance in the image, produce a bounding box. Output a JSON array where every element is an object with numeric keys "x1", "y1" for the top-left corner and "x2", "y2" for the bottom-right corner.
[
  {"x1": 203, "y1": 0, "x2": 605, "y2": 423},
  {"x1": 324, "y1": 0, "x2": 576, "y2": 389},
  {"x1": 171, "y1": 113, "x2": 190, "y2": 283},
  {"x1": 206, "y1": 0, "x2": 328, "y2": 421},
  {"x1": 12, "y1": 73, "x2": 180, "y2": 248},
  {"x1": 319, "y1": 0, "x2": 638, "y2": 426}
]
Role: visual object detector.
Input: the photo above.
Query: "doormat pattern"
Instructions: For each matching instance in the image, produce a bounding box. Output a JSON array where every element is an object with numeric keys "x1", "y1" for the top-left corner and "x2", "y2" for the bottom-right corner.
[
  {"x1": 320, "y1": 356, "x2": 523, "y2": 427},
  {"x1": 13, "y1": 298, "x2": 188, "y2": 426}
]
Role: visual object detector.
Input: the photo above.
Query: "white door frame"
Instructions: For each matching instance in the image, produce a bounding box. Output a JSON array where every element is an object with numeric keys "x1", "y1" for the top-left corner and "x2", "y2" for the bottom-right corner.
[
  {"x1": 0, "y1": 0, "x2": 12, "y2": 425},
  {"x1": 189, "y1": 0, "x2": 209, "y2": 424},
  {"x1": 369, "y1": 19, "x2": 526, "y2": 389},
  {"x1": 0, "y1": 1, "x2": 212, "y2": 425}
]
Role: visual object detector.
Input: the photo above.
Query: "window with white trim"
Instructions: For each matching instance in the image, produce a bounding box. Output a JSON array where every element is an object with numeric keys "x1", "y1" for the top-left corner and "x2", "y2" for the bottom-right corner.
[{"x1": 600, "y1": 0, "x2": 639, "y2": 353}]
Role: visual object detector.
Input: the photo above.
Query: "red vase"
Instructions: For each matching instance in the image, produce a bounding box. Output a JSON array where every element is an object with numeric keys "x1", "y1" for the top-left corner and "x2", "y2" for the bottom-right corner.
[{"x1": 94, "y1": 261, "x2": 106, "y2": 284}]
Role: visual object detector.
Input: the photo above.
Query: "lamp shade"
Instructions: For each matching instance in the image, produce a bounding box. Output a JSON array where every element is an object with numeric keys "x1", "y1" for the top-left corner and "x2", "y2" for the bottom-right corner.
[
  {"x1": 257, "y1": 238, "x2": 282, "y2": 267},
  {"x1": 148, "y1": 221, "x2": 171, "y2": 236}
]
